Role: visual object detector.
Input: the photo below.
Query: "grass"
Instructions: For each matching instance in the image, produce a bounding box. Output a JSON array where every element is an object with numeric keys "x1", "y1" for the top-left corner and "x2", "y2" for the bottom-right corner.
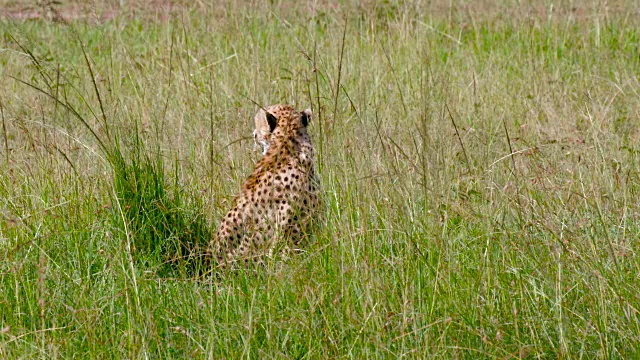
[{"x1": 1, "y1": 0, "x2": 640, "y2": 357}]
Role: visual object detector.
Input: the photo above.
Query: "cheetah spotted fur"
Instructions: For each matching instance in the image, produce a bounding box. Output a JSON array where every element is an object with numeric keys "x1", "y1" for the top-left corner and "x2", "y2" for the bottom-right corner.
[{"x1": 209, "y1": 104, "x2": 320, "y2": 267}]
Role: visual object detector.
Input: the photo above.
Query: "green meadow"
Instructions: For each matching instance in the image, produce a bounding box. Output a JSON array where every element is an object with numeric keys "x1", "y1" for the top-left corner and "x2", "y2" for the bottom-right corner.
[{"x1": 1, "y1": 1, "x2": 640, "y2": 357}]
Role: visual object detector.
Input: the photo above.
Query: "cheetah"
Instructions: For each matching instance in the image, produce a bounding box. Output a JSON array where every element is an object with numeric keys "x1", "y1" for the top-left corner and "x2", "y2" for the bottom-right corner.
[{"x1": 209, "y1": 104, "x2": 321, "y2": 267}]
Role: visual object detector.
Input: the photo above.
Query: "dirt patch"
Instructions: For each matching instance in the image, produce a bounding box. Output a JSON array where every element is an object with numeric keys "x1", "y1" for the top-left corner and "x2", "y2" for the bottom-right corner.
[
  {"x1": 1, "y1": 0, "x2": 638, "y2": 23},
  {"x1": 0, "y1": 0, "x2": 188, "y2": 23}
]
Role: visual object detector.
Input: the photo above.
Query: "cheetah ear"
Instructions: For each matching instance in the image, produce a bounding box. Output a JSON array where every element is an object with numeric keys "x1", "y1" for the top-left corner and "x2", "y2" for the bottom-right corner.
[
  {"x1": 265, "y1": 111, "x2": 278, "y2": 132},
  {"x1": 301, "y1": 108, "x2": 312, "y2": 127}
]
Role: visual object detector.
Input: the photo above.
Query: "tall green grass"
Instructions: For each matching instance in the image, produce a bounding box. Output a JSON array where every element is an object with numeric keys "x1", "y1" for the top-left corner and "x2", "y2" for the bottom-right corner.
[
  {"x1": 1, "y1": 1, "x2": 640, "y2": 357},
  {"x1": 6, "y1": 32, "x2": 212, "y2": 276}
]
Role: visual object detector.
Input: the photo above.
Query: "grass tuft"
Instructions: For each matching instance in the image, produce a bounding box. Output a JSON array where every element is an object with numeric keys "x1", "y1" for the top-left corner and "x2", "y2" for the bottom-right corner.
[
  {"x1": 8, "y1": 28, "x2": 212, "y2": 277},
  {"x1": 109, "y1": 137, "x2": 212, "y2": 276}
]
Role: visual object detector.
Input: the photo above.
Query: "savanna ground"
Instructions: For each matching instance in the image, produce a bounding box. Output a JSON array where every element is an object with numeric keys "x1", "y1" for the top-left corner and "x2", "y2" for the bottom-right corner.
[{"x1": 1, "y1": 0, "x2": 640, "y2": 358}]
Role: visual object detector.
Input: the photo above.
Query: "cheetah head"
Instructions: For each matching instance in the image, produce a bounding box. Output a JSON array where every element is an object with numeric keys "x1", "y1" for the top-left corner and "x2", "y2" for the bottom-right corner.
[{"x1": 253, "y1": 104, "x2": 312, "y2": 155}]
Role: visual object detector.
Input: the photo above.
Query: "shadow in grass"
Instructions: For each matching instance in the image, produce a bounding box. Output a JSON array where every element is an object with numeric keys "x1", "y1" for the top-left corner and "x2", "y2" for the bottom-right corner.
[
  {"x1": 109, "y1": 139, "x2": 212, "y2": 277},
  {"x1": 10, "y1": 34, "x2": 212, "y2": 277}
]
